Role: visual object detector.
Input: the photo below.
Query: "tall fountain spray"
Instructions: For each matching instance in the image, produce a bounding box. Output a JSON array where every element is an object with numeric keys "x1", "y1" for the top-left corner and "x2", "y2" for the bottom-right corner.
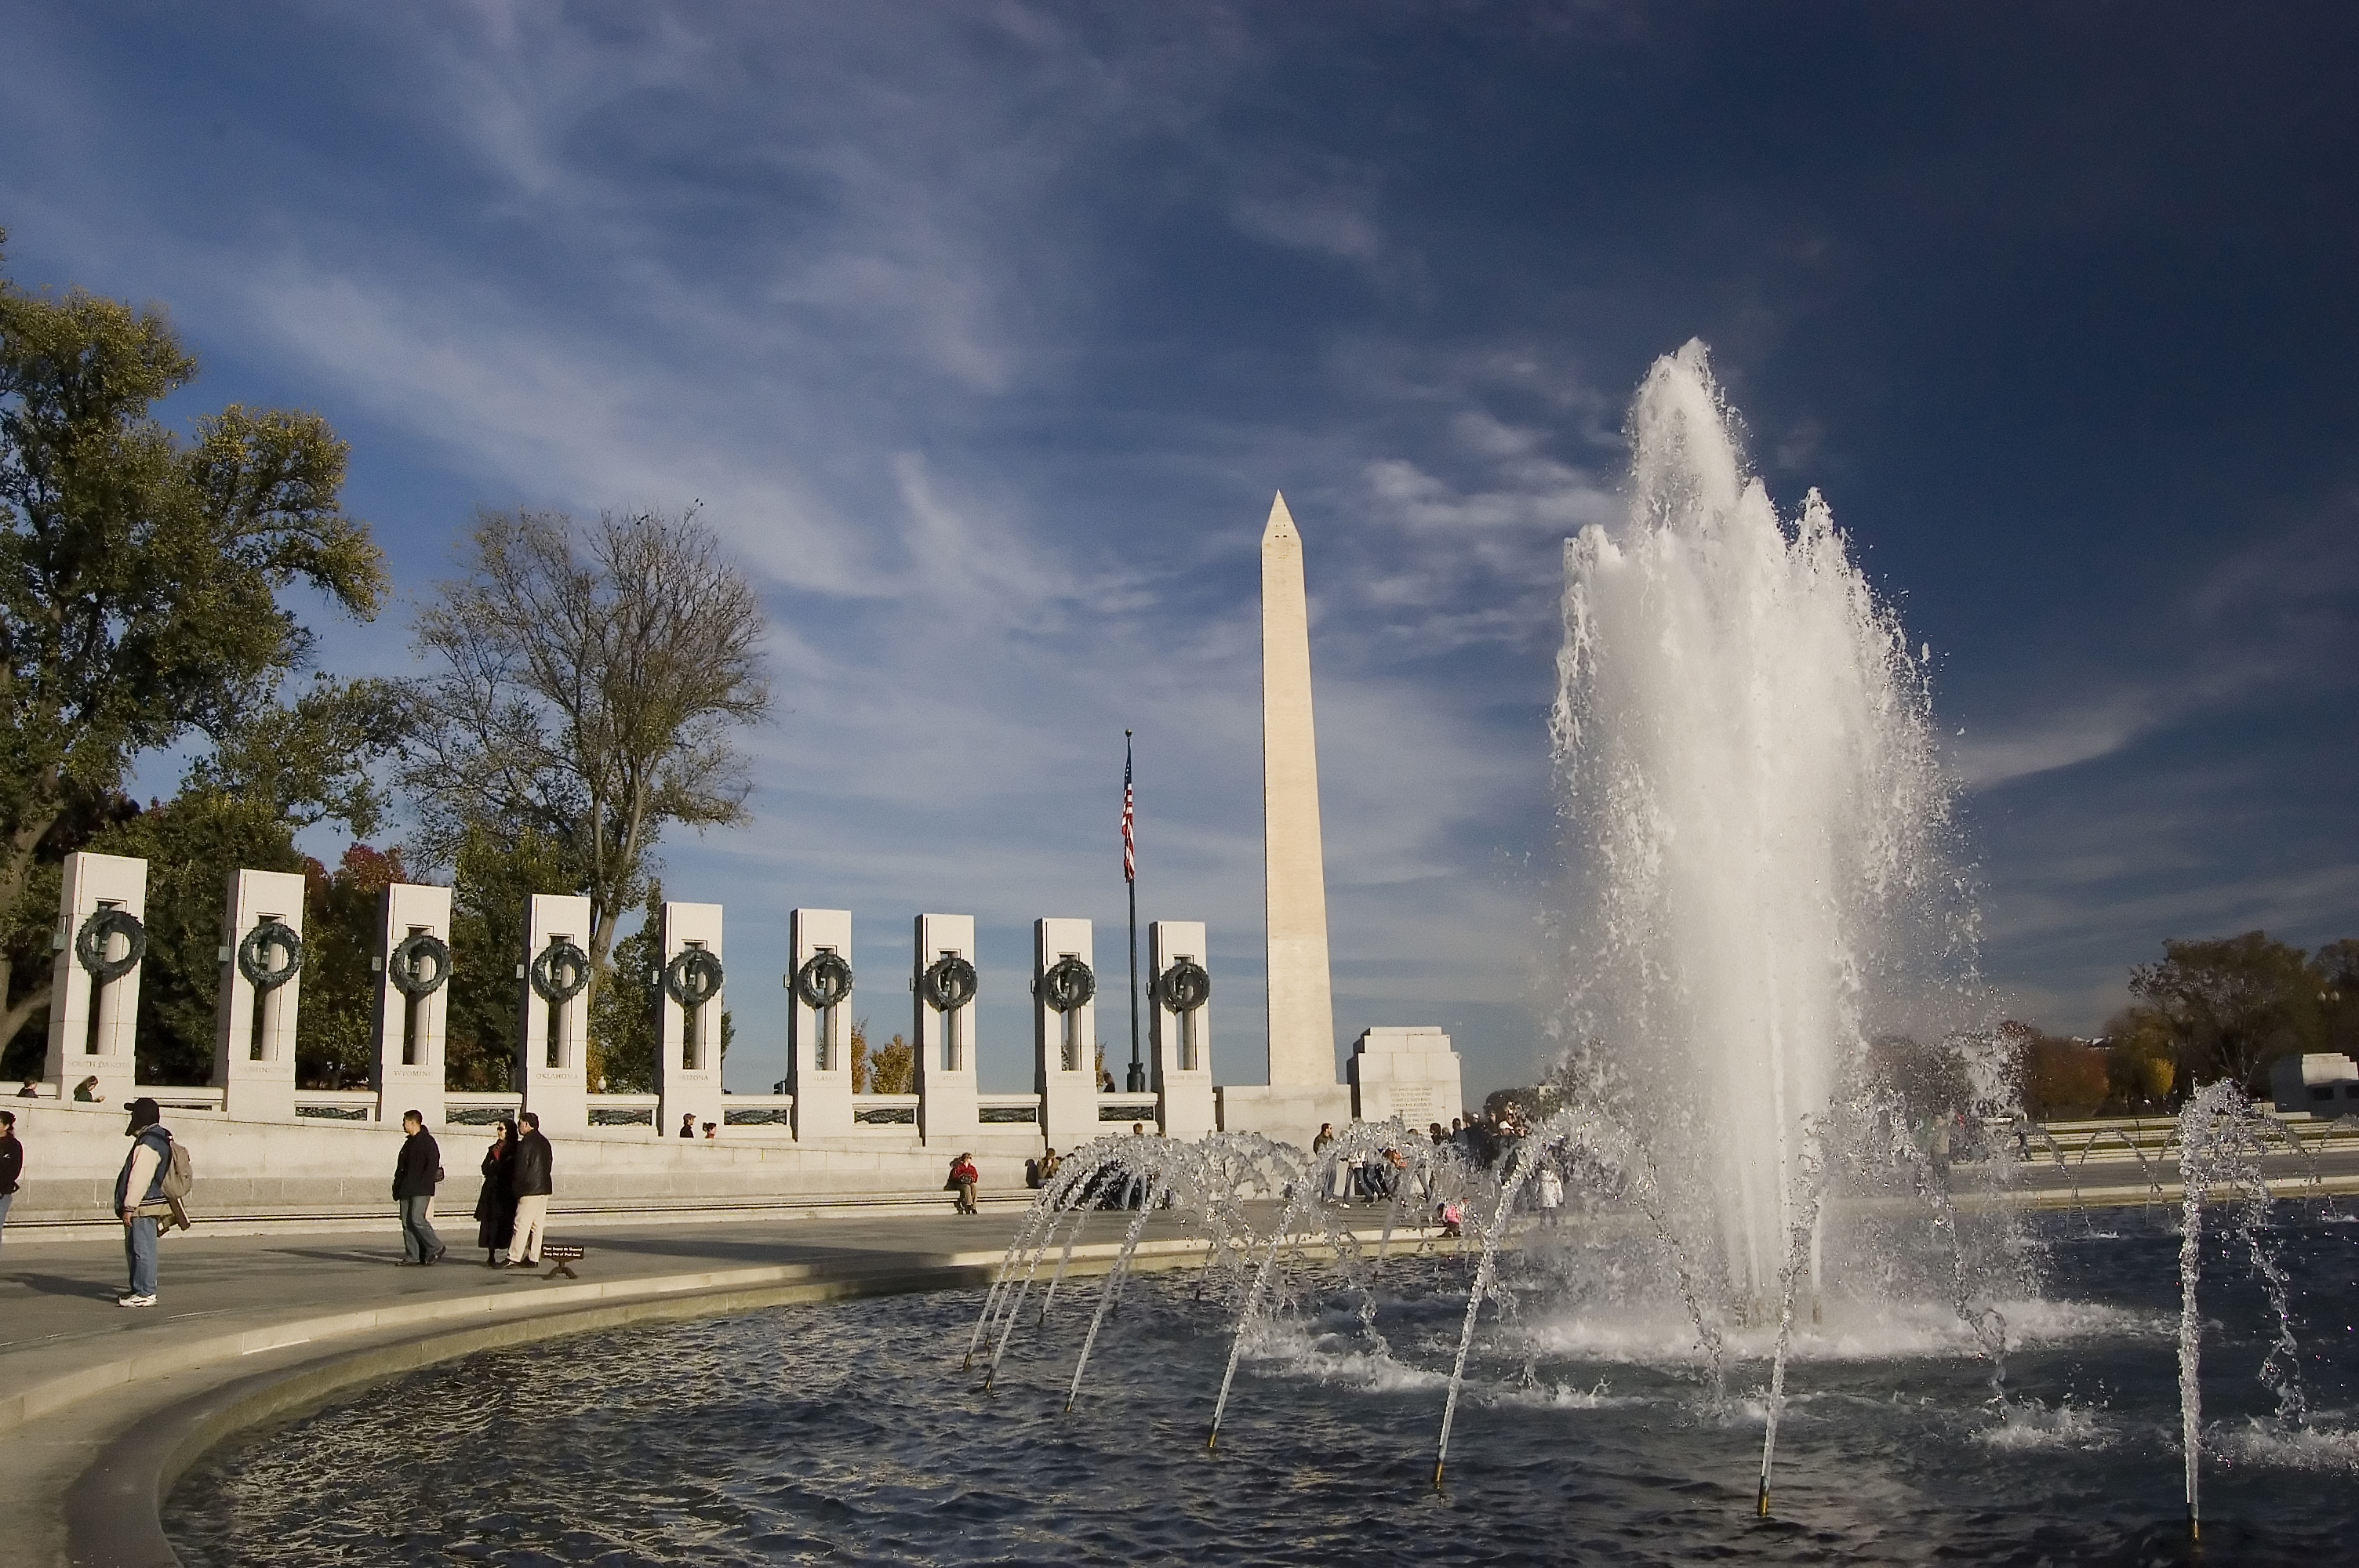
[{"x1": 1550, "y1": 341, "x2": 1964, "y2": 1304}]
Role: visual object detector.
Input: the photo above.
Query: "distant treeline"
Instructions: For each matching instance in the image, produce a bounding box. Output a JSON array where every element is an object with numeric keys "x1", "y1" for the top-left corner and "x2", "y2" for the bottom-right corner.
[{"x1": 1895, "y1": 931, "x2": 2359, "y2": 1120}]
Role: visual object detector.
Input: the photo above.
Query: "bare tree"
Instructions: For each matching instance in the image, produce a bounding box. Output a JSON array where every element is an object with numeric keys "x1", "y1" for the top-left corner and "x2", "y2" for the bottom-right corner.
[{"x1": 404, "y1": 507, "x2": 770, "y2": 967}]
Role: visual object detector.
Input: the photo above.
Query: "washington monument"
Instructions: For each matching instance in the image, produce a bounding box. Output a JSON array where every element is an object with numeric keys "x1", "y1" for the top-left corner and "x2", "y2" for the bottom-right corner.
[{"x1": 1259, "y1": 492, "x2": 1338, "y2": 1087}]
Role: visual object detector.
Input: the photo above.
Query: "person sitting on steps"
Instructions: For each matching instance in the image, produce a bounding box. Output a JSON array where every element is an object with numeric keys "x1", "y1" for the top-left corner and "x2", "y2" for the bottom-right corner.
[{"x1": 948, "y1": 1152, "x2": 980, "y2": 1214}]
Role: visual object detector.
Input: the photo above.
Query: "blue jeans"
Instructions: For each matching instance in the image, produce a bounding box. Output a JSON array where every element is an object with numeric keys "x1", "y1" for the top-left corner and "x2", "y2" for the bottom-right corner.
[
  {"x1": 398, "y1": 1195, "x2": 443, "y2": 1262},
  {"x1": 124, "y1": 1214, "x2": 158, "y2": 1296},
  {"x1": 0, "y1": 1190, "x2": 13, "y2": 1247}
]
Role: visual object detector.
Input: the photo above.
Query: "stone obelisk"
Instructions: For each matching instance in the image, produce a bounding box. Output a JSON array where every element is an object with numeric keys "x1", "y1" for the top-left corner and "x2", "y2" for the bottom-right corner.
[{"x1": 1259, "y1": 492, "x2": 1338, "y2": 1087}]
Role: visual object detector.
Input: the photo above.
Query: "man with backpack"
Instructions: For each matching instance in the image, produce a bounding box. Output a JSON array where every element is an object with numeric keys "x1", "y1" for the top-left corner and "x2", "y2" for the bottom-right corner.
[{"x1": 114, "y1": 1097, "x2": 180, "y2": 1307}]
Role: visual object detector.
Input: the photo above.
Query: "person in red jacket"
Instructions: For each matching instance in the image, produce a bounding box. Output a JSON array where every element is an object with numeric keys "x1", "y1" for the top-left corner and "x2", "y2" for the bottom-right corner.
[{"x1": 947, "y1": 1152, "x2": 980, "y2": 1215}]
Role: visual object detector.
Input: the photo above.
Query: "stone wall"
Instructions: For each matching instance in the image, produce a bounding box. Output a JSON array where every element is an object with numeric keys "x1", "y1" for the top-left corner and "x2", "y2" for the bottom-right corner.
[{"x1": 2, "y1": 1100, "x2": 1045, "y2": 1222}]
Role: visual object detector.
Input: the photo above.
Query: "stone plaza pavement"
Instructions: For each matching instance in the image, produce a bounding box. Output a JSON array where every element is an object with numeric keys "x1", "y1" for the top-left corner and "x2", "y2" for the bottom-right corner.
[{"x1": 2, "y1": 1204, "x2": 1228, "y2": 1568}]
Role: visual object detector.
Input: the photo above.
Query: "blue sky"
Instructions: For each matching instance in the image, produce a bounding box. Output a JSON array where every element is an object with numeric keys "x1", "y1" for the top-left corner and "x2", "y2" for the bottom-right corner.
[{"x1": 4, "y1": 3, "x2": 2354, "y2": 1096}]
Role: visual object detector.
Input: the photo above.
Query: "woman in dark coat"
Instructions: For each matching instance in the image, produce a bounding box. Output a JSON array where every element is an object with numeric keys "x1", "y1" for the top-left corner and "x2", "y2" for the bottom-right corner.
[{"x1": 474, "y1": 1119, "x2": 519, "y2": 1266}]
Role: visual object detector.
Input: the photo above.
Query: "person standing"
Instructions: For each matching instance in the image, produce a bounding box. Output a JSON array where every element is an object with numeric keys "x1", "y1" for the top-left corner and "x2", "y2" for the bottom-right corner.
[
  {"x1": 392, "y1": 1111, "x2": 446, "y2": 1265},
  {"x1": 114, "y1": 1097, "x2": 172, "y2": 1307},
  {"x1": 1536, "y1": 1162, "x2": 1565, "y2": 1227},
  {"x1": 508, "y1": 1111, "x2": 554, "y2": 1266},
  {"x1": 678, "y1": 1112, "x2": 697, "y2": 1138},
  {"x1": 75, "y1": 1075, "x2": 104, "y2": 1104},
  {"x1": 0, "y1": 1109, "x2": 21, "y2": 1247},
  {"x1": 474, "y1": 1119, "x2": 518, "y2": 1267},
  {"x1": 947, "y1": 1152, "x2": 980, "y2": 1214}
]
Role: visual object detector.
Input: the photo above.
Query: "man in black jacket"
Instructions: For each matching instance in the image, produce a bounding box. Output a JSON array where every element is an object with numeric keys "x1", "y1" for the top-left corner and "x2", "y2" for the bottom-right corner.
[
  {"x1": 392, "y1": 1110, "x2": 445, "y2": 1265},
  {"x1": 508, "y1": 1111, "x2": 554, "y2": 1267}
]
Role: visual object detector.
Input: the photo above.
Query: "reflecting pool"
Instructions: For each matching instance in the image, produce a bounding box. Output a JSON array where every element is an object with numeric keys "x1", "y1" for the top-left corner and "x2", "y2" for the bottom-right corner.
[{"x1": 169, "y1": 1209, "x2": 2359, "y2": 1566}]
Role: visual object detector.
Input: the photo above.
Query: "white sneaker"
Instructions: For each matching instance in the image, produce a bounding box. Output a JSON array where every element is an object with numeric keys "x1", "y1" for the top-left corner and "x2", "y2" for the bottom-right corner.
[{"x1": 117, "y1": 1293, "x2": 157, "y2": 1308}]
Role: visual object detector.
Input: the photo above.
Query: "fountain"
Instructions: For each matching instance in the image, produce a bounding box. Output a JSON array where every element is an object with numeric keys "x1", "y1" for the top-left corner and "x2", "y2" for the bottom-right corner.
[
  {"x1": 949, "y1": 342, "x2": 2351, "y2": 1533},
  {"x1": 163, "y1": 345, "x2": 2359, "y2": 1565},
  {"x1": 1550, "y1": 339, "x2": 1980, "y2": 1307}
]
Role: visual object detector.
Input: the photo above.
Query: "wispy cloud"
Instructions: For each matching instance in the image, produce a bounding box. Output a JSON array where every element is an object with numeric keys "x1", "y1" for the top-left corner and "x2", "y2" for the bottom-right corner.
[{"x1": 7, "y1": 0, "x2": 2354, "y2": 1091}]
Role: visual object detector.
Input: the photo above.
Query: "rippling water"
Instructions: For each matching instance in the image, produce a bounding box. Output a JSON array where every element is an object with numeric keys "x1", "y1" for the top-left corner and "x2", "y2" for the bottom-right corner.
[{"x1": 169, "y1": 1210, "x2": 2359, "y2": 1566}]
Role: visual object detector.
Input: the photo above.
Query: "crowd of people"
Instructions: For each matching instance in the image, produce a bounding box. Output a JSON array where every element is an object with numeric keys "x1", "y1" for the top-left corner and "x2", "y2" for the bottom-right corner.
[
  {"x1": 1307, "y1": 1107, "x2": 1572, "y2": 1235},
  {"x1": 0, "y1": 1094, "x2": 1585, "y2": 1305}
]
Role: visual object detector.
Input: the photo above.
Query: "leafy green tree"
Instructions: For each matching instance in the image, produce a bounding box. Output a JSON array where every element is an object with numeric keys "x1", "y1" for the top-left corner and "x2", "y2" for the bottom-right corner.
[
  {"x1": 0, "y1": 789, "x2": 137, "y2": 1080},
  {"x1": 1867, "y1": 1032, "x2": 1976, "y2": 1117},
  {"x1": 2318, "y1": 938, "x2": 2359, "y2": 1058},
  {"x1": 2131, "y1": 931, "x2": 2325, "y2": 1091},
  {"x1": 2099, "y1": 1004, "x2": 2177, "y2": 1107},
  {"x1": 402, "y1": 507, "x2": 769, "y2": 990},
  {"x1": 2016, "y1": 1030, "x2": 2109, "y2": 1119},
  {"x1": 83, "y1": 789, "x2": 307, "y2": 1084},
  {"x1": 442, "y1": 824, "x2": 571, "y2": 1091},
  {"x1": 865, "y1": 1031, "x2": 914, "y2": 1095},
  {"x1": 298, "y1": 843, "x2": 408, "y2": 1089},
  {"x1": 0, "y1": 234, "x2": 385, "y2": 1055},
  {"x1": 592, "y1": 882, "x2": 663, "y2": 1093}
]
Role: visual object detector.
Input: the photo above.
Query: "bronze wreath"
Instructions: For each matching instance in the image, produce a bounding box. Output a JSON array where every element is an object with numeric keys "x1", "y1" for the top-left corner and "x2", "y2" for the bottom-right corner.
[
  {"x1": 665, "y1": 947, "x2": 725, "y2": 1008},
  {"x1": 529, "y1": 937, "x2": 591, "y2": 1003},
  {"x1": 75, "y1": 908, "x2": 147, "y2": 984},
  {"x1": 1037, "y1": 955, "x2": 1096, "y2": 1013},
  {"x1": 794, "y1": 950, "x2": 854, "y2": 1010},
  {"x1": 1156, "y1": 956, "x2": 1211, "y2": 1013},
  {"x1": 388, "y1": 931, "x2": 453, "y2": 998},
  {"x1": 920, "y1": 954, "x2": 978, "y2": 1011},
  {"x1": 237, "y1": 919, "x2": 305, "y2": 992}
]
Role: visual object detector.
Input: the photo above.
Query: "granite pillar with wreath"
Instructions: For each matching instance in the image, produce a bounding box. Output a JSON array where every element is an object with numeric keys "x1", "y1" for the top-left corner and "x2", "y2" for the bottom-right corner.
[
  {"x1": 374, "y1": 882, "x2": 455, "y2": 1127},
  {"x1": 1033, "y1": 917, "x2": 1099, "y2": 1151},
  {"x1": 43, "y1": 851, "x2": 151, "y2": 1105},
  {"x1": 656, "y1": 901, "x2": 725, "y2": 1138},
  {"x1": 518, "y1": 893, "x2": 592, "y2": 1136},
  {"x1": 785, "y1": 907, "x2": 854, "y2": 1139},
  {"x1": 212, "y1": 868, "x2": 307, "y2": 1122},
  {"x1": 1150, "y1": 920, "x2": 1216, "y2": 1139},
  {"x1": 912, "y1": 913, "x2": 980, "y2": 1148}
]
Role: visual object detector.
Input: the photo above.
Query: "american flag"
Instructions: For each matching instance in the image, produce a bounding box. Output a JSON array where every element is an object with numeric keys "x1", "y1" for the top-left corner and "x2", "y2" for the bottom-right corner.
[{"x1": 1121, "y1": 734, "x2": 1136, "y2": 883}]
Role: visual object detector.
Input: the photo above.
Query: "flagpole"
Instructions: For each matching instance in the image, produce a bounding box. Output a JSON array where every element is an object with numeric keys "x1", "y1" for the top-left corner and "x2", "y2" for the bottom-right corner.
[{"x1": 1125, "y1": 730, "x2": 1144, "y2": 1094}]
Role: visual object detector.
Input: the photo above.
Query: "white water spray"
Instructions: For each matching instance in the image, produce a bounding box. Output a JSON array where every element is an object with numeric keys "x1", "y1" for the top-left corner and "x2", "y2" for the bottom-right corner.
[{"x1": 1550, "y1": 339, "x2": 1964, "y2": 1301}]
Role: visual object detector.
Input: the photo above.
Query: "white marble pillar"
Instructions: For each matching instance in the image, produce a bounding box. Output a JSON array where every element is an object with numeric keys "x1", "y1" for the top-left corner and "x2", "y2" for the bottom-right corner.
[
  {"x1": 42, "y1": 851, "x2": 148, "y2": 1105},
  {"x1": 517, "y1": 894, "x2": 592, "y2": 1136},
  {"x1": 786, "y1": 907, "x2": 853, "y2": 1139},
  {"x1": 913, "y1": 912, "x2": 979, "y2": 1149},
  {"x1": 1034, "y1": 916, "x2": 1099, "y2": 1152},
  {"x1": 656, "y1": 900, "x2": 725, "y2": 1142},
  {"x1": 373, "y1": 882, "x2": 454, "y2": 1127},
  {"x1": 211, "y1": 868, "x2": 307, "y2": 1122},
  {"x1": 1150, "y1": 920, "x2": 1216, "y2": 1139}
]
